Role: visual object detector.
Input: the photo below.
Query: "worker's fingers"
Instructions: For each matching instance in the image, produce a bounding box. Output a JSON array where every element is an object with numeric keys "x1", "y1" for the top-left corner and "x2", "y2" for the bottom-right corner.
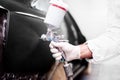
[
  {"x1": 52, "y1": 52, "x2": 62, "y2": 58},
  {"x1": 56, "y1": 55, "x2": 62, "y2": 61},
  {"x1": 50, "y1": 48, "x2": 59, "y2": 54}
]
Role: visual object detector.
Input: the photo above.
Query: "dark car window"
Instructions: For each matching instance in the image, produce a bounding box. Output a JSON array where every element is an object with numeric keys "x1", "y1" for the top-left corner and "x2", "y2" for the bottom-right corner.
[{"x1": 64, "y1": 12, "x2": 86, "y2": 45}]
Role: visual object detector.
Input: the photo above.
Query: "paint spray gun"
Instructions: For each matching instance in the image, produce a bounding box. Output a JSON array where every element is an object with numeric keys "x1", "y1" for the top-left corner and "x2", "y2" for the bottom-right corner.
[{"x1": 41, "y1": 0, "x2": 73, "y2": 79}]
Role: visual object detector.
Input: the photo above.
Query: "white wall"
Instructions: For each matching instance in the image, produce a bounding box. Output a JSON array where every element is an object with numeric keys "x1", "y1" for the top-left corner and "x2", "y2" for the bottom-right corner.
[{"x1": 64, "y1": 0, "x2": 108, "y2": 40}]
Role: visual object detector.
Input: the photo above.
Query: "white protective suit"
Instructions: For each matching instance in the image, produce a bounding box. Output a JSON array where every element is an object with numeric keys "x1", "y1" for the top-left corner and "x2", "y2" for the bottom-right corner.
[{"x1": 87, "y1": 0, "x2": 120, "y2": 63}]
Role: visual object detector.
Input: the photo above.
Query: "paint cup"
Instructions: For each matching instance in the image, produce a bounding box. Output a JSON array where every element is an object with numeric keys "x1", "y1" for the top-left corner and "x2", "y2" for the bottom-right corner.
[{"x1": 44, "y1": 0, "x2": 68, "y2": 29}]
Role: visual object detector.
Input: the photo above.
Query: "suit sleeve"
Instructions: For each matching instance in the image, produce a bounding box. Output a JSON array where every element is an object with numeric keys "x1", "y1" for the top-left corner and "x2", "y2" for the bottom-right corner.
[{"x1": 86, "y1": 0, "x2": 120, "y2": 63}]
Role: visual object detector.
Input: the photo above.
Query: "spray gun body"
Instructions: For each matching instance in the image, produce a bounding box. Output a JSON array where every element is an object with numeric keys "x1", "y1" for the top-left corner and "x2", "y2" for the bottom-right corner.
[
  {"x1": 41, "y1": 0, "x2": 69, "y2": 60},
  {"x1": 41, "y1": 0, "x2": 73, "y2": 79}
]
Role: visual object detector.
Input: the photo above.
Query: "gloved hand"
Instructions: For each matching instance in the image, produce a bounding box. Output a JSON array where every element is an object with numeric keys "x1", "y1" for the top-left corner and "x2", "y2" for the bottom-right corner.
[{"x1": 49, "y1": 41, "x2": 81, "y2": 61}]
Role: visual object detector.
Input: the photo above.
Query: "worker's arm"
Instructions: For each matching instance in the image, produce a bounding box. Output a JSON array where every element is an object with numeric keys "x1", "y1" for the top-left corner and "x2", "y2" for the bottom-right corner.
[
  {"x1": 80, "y1": 0, "x2": 120, "y2": 63},
  {"x1": 79, "y1": 43, "x2": 92, "y2": 59},
  {"x1": 50, "y1": 25, "x2": 120, "y2": 63}
]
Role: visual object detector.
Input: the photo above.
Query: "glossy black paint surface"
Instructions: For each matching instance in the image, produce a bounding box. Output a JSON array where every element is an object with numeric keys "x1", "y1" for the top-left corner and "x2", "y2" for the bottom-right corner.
[{"x1": 0, "y1": 0, "x2": 54, "y2": 73}]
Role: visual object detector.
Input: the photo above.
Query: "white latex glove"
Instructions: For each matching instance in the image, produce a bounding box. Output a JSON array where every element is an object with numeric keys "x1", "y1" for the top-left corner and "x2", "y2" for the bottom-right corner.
[{"x1": 49, "y1": 41, "x2": 81, "y2": 61}]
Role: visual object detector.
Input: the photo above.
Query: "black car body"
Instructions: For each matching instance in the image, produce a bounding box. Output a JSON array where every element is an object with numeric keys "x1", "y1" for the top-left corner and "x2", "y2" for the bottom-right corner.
[{"x1": 0, "y1": 0, "x2": 88, "y2": 79}]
